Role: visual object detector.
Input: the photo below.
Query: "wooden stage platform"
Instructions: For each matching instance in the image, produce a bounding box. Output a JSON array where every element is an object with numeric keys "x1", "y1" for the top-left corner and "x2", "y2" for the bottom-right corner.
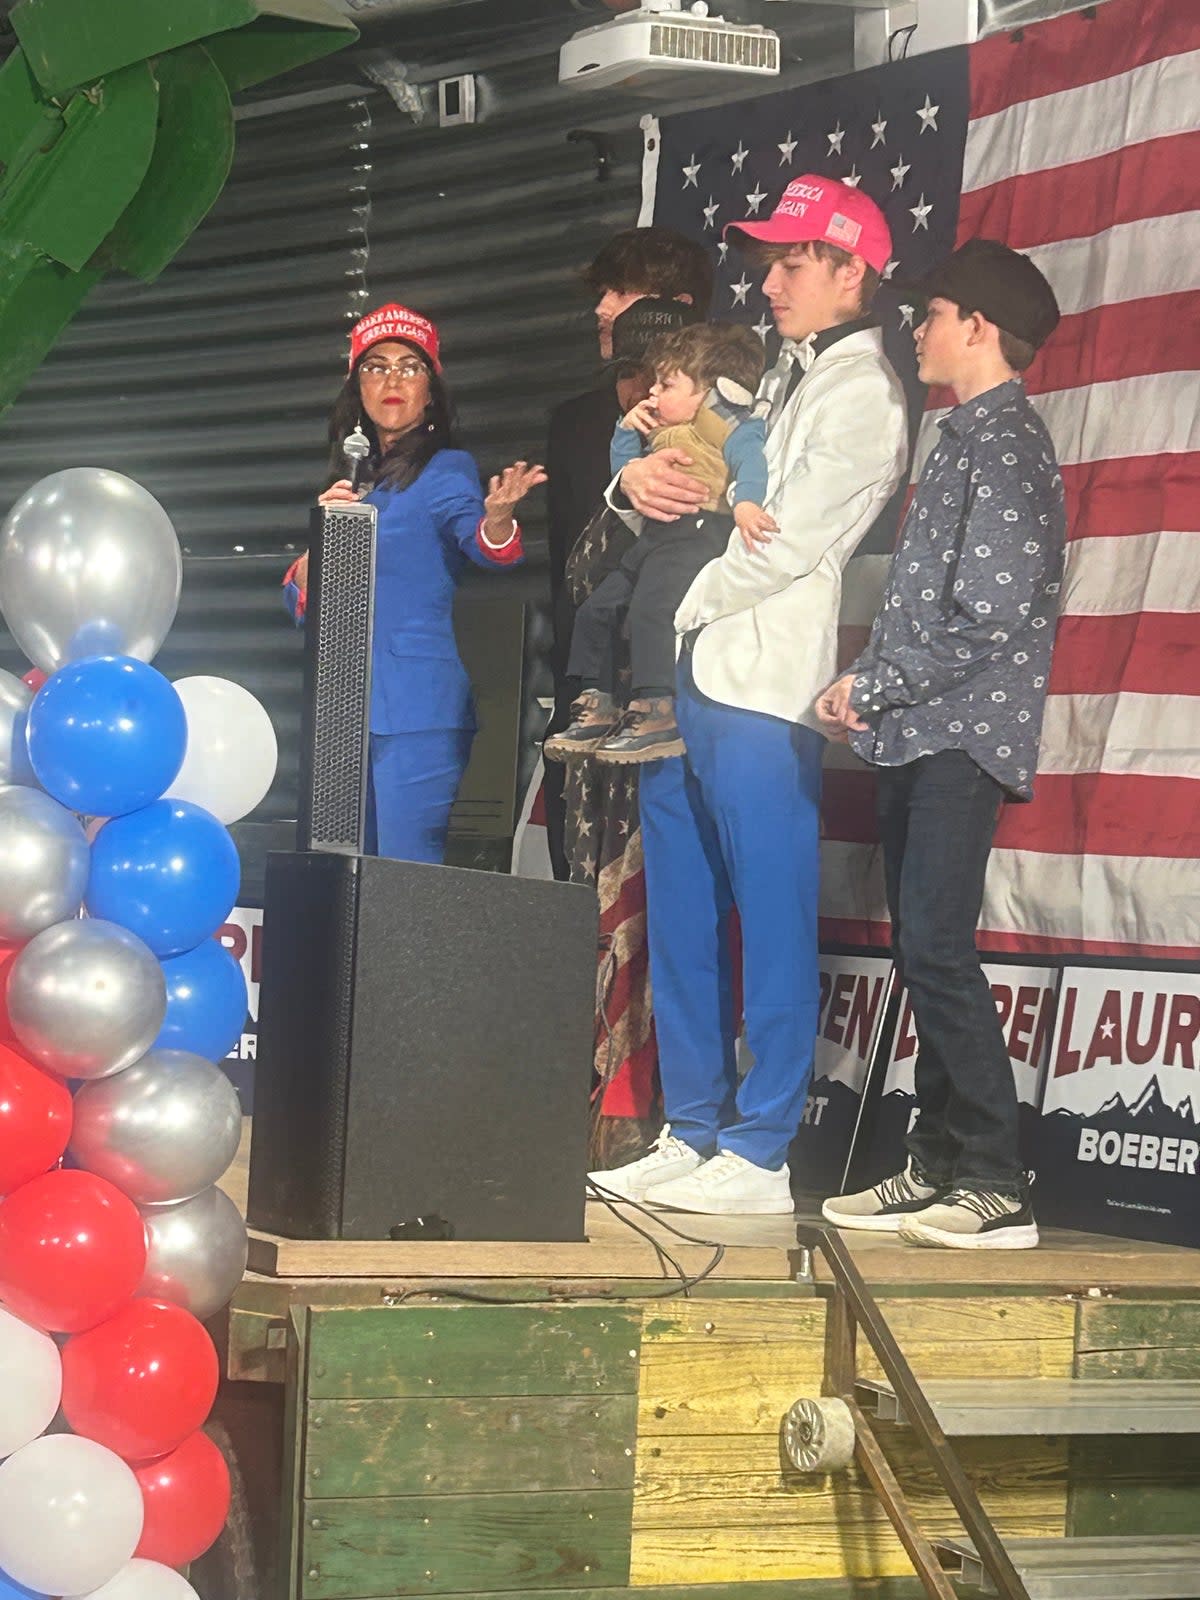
[{"x1": 215, "y1": 1122, "x2": 1200, "y2": 1600}]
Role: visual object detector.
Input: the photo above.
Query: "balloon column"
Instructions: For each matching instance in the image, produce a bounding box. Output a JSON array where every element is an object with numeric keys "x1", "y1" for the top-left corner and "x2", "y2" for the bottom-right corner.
[{"x1": 0, "y1": 469, "x2": 278, "y2": 1600}]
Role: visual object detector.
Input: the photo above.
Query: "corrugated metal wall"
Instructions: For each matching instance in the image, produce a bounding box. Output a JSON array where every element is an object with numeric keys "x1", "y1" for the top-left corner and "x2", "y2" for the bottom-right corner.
[{"x1": 0, "y1": 0, "x2": 853, "y2": 836}]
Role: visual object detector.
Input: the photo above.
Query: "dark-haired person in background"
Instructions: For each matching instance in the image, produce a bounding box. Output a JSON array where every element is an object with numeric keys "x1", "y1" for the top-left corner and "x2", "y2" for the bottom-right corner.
[
  {"x1": 283, "y1": 302, "x2": 544, "y2": 863},
  {"x1": 818, "y1": 241, "x2": 1065, "y2": 1250},
  {"x1": 542, "y1": 227, "x2": 714, "y2": 875}
]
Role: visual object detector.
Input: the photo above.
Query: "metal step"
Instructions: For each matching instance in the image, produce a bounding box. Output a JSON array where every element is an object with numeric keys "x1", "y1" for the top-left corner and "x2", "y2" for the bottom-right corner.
[
  {"x1": 856, "y1": 1377, "x2": 1200, "y2": 1435},
  {"x1": 935, "y1": 1535, "x2": 1200, "y2": 1599}
]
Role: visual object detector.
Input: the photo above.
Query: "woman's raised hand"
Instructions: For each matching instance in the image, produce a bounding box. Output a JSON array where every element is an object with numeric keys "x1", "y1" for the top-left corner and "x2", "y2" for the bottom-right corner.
[
  {"x1": 317, "y1": 479, "x2": 360, "y2": 506},
  {"x1": 485, "y1": 461, "x2": 548, "y2": 517}
]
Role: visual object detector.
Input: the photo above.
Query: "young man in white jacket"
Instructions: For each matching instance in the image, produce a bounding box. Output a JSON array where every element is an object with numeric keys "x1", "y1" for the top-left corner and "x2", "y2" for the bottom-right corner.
[{"x1": 589, "y1": 177, "x2": 909, "y2": 1214}]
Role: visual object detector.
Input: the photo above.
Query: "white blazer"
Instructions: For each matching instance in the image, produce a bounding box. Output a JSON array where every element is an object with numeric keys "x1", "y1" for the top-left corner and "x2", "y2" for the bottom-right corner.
[{"x1": 675, "y1": 327, "x2": 908, "y2": 730}]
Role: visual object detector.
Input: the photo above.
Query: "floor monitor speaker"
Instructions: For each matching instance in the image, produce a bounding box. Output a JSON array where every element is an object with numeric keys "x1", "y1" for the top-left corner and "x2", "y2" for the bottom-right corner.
[{"x1": 247, "y1": 852, "x2": 596, "y2": 1242}]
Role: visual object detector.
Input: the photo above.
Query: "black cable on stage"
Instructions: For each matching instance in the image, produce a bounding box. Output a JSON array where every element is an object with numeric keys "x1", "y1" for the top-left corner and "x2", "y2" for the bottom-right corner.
[{"x1": 378, "y1": 1185, "x2": 727, "y2": 1307}]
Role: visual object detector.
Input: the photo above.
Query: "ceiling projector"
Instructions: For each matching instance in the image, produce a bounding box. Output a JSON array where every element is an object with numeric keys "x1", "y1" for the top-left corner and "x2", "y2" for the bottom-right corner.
[{"x1": 559, "y1": 1, "x2": 781, "y2": 92}]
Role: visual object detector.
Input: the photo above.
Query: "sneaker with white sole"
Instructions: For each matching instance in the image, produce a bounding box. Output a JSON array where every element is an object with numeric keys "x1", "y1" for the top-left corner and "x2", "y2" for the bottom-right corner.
[
  {"x1": 648, "y1": 1149, "x2": 794, "y2": 1216},
  {"x1": 587, "y1": 1124, "x2": 703, "y2": 1203},
  {"x1": 897, "y1": 1187, "x2": 1039, "y2": 1250},
  {"x1": 821, "y1": 1158, "x2": 947, "y2": 1234}
]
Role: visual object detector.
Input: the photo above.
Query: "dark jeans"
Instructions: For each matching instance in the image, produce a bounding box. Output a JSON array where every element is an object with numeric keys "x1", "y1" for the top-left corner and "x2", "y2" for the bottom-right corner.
[
  {"x1": 876, "y1": 750, "x2": 1022, "y2": 1193},
  {"x1": 566, "y1": 513, "x2": 728, "y2": 698}
]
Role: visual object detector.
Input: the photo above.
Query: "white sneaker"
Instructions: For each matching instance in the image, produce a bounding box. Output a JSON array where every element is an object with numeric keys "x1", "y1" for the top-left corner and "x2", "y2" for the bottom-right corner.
[
  {"x1": 647, "y1": 1150, "x2": 794, "y2": 1216},
  {"x1": 587, "y1": 1124, "x2": 703, "y2": 1203}
]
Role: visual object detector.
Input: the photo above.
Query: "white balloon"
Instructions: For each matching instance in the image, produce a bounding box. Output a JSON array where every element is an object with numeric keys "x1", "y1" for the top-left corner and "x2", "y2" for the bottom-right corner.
[
  {"x1": 0, "y1": 1433, "x2": 143, "y2": 1596},
  {"x1": 0, "y1": 1306, "x2": 61, "y2": 1458},
  {"x1": 65, "y1": 1558, "x2": 199, "y2": 1600},
  {"x1": 164, "y1": 676, "x2": 278, "y2": 825}
]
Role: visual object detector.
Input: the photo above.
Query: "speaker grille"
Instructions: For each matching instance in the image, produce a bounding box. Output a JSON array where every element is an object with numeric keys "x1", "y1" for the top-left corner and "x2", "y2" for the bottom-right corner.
[{"x1": 298, "y1": 502, "x2": 377, "y2": 852}]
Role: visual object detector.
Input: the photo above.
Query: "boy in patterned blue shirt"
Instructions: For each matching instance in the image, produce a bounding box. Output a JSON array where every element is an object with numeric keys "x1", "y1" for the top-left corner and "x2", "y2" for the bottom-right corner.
[{"x1": 817, "y1": 239, "x2": 1065, "y2": 1251}]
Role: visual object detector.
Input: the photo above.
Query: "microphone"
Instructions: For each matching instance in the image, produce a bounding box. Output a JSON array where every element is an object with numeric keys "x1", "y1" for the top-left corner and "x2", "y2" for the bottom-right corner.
[{"x1": 342, "y1": 423, "x2": 372, "y2": 493}]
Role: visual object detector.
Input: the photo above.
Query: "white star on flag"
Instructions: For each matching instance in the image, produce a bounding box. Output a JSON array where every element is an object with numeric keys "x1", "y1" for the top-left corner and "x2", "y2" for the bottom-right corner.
[
  {"x1": 730, "y1": 141, "x2": 748, "y2": 174},
  {"x1": 898, "y1": 304, "x2": 915, "y2": 328},
  {"x1": 702, "y1": 195, "x2": 719, "y2": 229},
  {"x1": 883, "y1": 259, "x2": 899, "y2": 280},
  {"x1": 870, "y1": 113, "x2": 887, "y2": 149},
  {"x1": 826, "y1": 121, "x2": 845, "y2": 156},
  {"x1": 745, "y1": 184, "x2": 767, "y2": 215},
  {"x1": 682, "y1": 153, "x2": 701, "y2": 188},
  {"x1": 890, "y1": 154, "x2": 911, "y2": 190},
  {"x1": 730, "y1": 273, "x2": 752, "y2": 306},
  {"x1": 917, "y1": 94, "x2": 939, "y2": 134},
  {"x1": 752, "y1": 315, "x2": 772, "y2": 342},
  {"x1": 717, "y1": 240, "x2": 729, "y2": 264},
  {"x1": 910, "y1": 193, "x2": 932, "y2": 230},
  {"x1": 777, "y1": 130, "x2": 797, "y2": 165},
  {"x1": 843, "y1": 165, "x2": 862, "y2": 188}
]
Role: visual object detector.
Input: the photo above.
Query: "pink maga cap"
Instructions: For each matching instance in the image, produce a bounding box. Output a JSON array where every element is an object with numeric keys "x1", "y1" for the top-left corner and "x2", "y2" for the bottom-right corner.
[
  {"x1": 349, "y1": 303, "x2": 442, "y2": 372},
  {"x1": 725, "y1": 174, "x2": 892, "y2": 274}
]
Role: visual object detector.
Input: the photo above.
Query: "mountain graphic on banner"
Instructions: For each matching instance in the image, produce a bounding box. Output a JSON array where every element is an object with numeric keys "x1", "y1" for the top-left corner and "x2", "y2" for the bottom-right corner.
[{"x1": 1047, "y1": 1077, "x2": 1200, "y2": 1136}]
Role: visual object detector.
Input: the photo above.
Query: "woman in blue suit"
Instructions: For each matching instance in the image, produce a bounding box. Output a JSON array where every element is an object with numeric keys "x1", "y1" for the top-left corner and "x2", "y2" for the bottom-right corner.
[{"x1": 285, "y1": 303, "x2": 545, "y2": 863}]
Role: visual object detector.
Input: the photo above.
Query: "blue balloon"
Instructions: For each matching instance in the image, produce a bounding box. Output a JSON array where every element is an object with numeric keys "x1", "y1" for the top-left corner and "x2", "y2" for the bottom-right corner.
[
  {"x1": 0, "y1": 1569, "x2": 45, "y2": 1600},
  {"x1": 86, "y1": 798, "x2": 240, "y2": 958},
  {"x1": 26, "y1": 654, "x2": 186, "y2": 817},
  {"x1": 156, "y1": 935, "x2": 249, "y2": 1061}
]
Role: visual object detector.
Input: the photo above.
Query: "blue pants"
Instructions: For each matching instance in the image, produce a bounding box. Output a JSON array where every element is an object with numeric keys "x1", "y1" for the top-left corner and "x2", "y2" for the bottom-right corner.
[
  {"x1": 366, "y1": 728, "x2": 474, "y2": 864},
  {"x1": 638, "y1": 657, "x2": 823, "y2": 1170}
]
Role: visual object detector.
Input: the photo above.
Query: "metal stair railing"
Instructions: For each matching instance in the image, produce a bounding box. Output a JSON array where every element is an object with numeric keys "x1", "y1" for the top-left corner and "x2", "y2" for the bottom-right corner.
[{"x1": 791, "y1": 1224, "x2": 1032, "y2": 1600}]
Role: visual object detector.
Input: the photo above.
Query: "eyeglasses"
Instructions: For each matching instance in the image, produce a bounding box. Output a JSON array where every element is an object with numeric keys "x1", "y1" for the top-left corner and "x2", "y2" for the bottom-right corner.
[{"x1": 360, "y1": 358, "x2": 428, "y2": 383}]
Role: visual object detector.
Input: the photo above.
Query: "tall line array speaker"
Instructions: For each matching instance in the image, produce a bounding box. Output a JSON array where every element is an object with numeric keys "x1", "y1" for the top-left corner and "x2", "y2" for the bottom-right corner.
[
  {"x1": 297, "y1": 501, "x2": 376, "y2": 853},
  {"x1": 246, "y1": 852, "x2": 597, "y2": 1242}
]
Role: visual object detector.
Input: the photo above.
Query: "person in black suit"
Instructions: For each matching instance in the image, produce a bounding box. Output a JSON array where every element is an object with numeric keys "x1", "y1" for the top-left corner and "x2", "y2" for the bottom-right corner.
[{"x1": 542, "y1": 227, "x2": 713, "y2": 877}]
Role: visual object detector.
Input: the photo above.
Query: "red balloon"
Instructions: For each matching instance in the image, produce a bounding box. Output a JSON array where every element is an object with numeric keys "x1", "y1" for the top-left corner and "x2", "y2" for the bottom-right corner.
[
  {"x1": 134, "y1": 1429, "x2": 231, "y2": 1566},
  {"x1": 0, "y1": 1168, "x2": 146, "y2": 1332},
  {"x1": 0, "y1": 1040, "x2": 72, "y2": 1195},
  {"x1": 0, "y1": 941, "x2": 21, "y2": 1043},
  {"x1": 21, "y1": 668, "x2": 46, "y2": 692},
  {"x1": 61, "y1": 1297, "x2": 219, "y2": 1461}
]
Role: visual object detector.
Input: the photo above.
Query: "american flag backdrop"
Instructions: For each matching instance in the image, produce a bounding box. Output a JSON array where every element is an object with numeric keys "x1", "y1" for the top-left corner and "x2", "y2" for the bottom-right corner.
[{"x1": 645, "y1": 0, "x2": 1199, "y2": 963}]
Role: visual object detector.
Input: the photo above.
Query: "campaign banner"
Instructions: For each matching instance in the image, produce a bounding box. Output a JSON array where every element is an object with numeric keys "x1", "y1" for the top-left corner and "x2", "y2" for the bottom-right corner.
[
  {"x1": 1035, "y1": 968, "x2": 1200, "y2": 1247},
  {"x1": 790, "y1": 955, "x2": 894, "y2": 1195},
  {"x1": 217, "y1": 905, "x2": 263, "y2": 1111},
  {"x1": 861, "y1": 964, "x2": 1059, "y2": 1184}
]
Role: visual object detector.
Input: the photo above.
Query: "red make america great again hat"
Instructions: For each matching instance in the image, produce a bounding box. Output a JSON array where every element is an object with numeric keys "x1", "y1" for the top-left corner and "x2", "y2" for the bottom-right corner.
[
  {"x1": 725, "y1": 173, "x2": 892, "y2": 274},
  {"x1": 349, "y1": 303, "x2": 442, "y2": 372}
]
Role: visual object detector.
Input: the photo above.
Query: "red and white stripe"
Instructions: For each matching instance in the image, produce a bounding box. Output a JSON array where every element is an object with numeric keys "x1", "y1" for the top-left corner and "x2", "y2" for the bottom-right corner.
[{"x1": 823, "y1": 0, "x2": 1200, "y2": 960}]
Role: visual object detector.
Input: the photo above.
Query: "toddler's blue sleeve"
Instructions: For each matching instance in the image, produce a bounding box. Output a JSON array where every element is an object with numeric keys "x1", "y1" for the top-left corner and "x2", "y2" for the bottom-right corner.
[
  {"x1": 610, "y1": 421, "x2": 645, "y2": 478},
  {"x1": 723, "y1": 415, "x2": 769, "y2": 507}
]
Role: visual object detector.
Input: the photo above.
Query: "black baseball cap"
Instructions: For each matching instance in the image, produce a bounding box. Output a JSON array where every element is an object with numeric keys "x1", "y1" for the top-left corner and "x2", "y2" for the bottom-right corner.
[
  {"x1": 909, "y1": 238, "x2": 1061, "y2": 349},
  {"x1": 609, "y1": 296, "x2": 701, "y2": 370}
]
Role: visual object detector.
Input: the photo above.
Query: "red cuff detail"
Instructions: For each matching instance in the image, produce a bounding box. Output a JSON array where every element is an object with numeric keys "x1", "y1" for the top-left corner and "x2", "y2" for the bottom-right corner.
[
  {"x1": 283, "y1": 558, "x2": 307, "y2": 622},
  {"x1": 476, "y1": 517, "x2": 524, "y2": 565}
]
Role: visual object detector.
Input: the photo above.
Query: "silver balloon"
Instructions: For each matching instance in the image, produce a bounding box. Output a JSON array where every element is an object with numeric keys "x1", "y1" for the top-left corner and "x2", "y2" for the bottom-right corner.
[
  {"x1": 70, "y1": 1048, "x2": 243, "y2": 1205},
  {"x1": 0, "y1": 785, "x2": 88, "y2": 941},
  {"x1": 0, "y1": 467, "x2": 182, "y2": 672},
  {"x1": 140, "y1": 1186, "x2": 248, "y2": 1320},
  {"x1": 8, "y1": 918, "x2": 167, "y2": 1080},
  {"x1": 0, "y1": 669, "x2": 34, "y2": 785}
]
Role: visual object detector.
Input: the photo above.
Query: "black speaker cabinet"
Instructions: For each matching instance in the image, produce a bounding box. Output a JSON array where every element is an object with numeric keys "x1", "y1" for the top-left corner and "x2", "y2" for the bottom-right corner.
[{"x1": 247, "y1": 852, "x2": 597, "y2": 1242}]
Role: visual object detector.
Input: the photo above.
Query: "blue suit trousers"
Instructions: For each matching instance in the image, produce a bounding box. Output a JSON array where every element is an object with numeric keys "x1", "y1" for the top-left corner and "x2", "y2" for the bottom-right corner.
[
  {"x1": 367, "y1": 728, "x2": 474, "y2": 864},
  {"x1": 638, "y1": 656, "x2": 823, "y2": 1170}
]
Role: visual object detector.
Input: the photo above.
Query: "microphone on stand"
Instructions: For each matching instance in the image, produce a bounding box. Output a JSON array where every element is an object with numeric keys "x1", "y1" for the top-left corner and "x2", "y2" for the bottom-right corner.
[{"x1": 343, "y1": 423, "x2": 372, "y2": 493}]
